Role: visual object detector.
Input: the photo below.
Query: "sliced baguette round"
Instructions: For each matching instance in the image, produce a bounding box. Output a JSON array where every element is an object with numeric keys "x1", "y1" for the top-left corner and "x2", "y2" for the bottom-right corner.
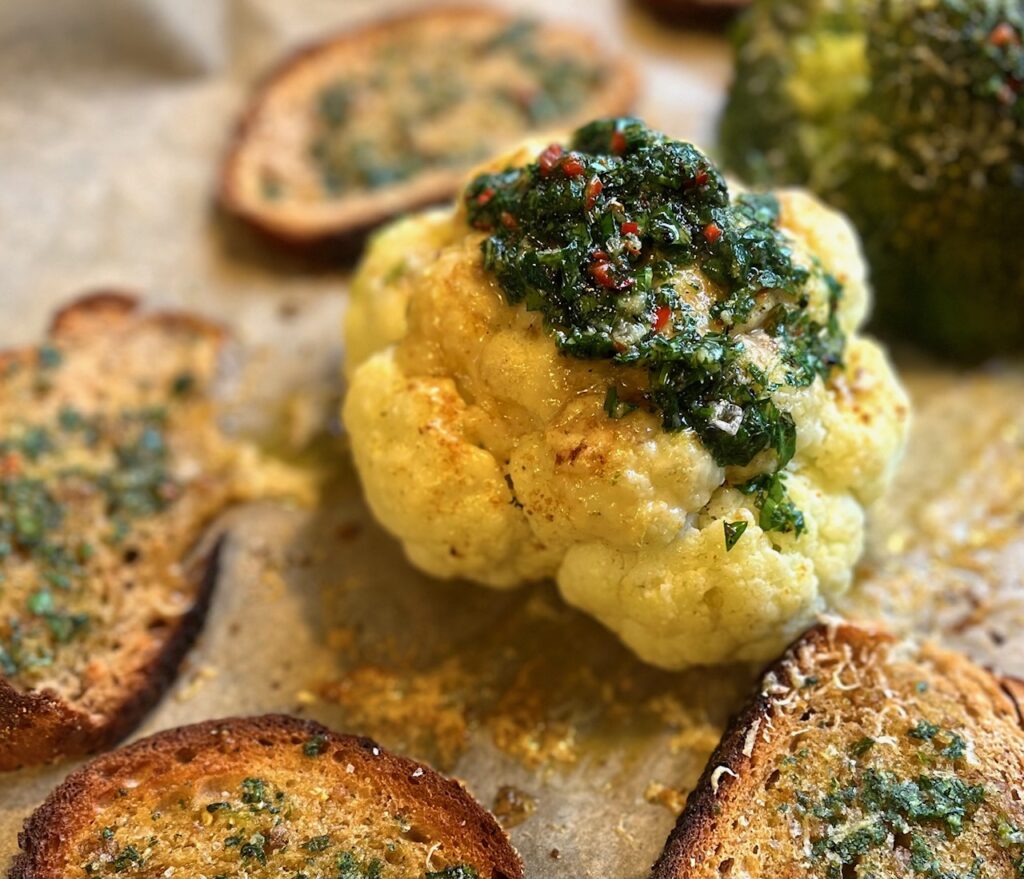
[
  {"x1": 0, "y1": 294, "x2": 245, "y2": 770},
  {"x1": 219, "y1": 6, "x2": 638, "y2": 245},
  {"x1": 11, "y1": 714, "x2": 524, "y2": 879},
  {"x1": 653, "y1": 622, "x2": 1024, "y2": 879}
]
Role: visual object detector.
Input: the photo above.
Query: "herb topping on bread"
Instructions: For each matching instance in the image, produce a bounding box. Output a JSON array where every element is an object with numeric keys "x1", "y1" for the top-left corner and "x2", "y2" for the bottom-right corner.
[
  {"x1": 0, "y1": 293, "x2": 299, "y2": 770},
  {"x1": 11, "y1": 714, "x2": 523, "y2": 879},
  {"x1": 220, "y1": 7, "x2": 637, "y2": 243},
  {"x1": 653, "y1": 622, "x2": 1024, "y2": 879}
]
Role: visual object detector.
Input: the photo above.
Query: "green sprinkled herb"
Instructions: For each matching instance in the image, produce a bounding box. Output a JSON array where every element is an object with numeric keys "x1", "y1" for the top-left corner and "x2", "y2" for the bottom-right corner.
[
  {"x1": 909, "y1": 721, "x2": 941, "y2": 741},
  {"x1": 603, "y1": 385, "x2": 636, "y2": 419},
  {"x1": 302, "y1": 834, "x2": 332, "y2": 853},
  {"x1": 240, "y1": 777, "x2": 269, "y2": 805},
  {"x1": 303, "y1": 734, "x2": 328, "y2": 757},
  {"x1": 849, "y1": 737, "x2": 876, "y2": 757},
  {"x1": 112, "y1": 844, "x2": 144, "y2": 872},
  {"x1": 38, "y1": 345, "x2": 62, "y2": 370},
  {"x1": 336, "y1": 851, "x2": 385, "y2": 879},
  {"x1": 997, "y1": 816, "x2": 1024, "y2": 846},
  {"x1": 738, "y1": 472, "x2": 805, "y2": 536},
  {"x1": 941, "y1": 734, "x2": 967, "y2": 761},
  {"x1": 465, "y1": 118, "x2": 845, "y2": 534},
  {"x1": 240, "y1": 833, "x2": 267, "y2": 864},
  {"x1": 170, "y1": 372, "x2": 196, "y2": 397},
  {"x1": 723, "y1": 520, "x2": 748, "y2": 551}
]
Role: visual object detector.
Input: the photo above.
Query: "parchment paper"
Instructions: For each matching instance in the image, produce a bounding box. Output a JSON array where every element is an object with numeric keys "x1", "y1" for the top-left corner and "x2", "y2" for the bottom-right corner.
[{"x1": 1, "y1": 2, "x2": 1021, "y2": 877}]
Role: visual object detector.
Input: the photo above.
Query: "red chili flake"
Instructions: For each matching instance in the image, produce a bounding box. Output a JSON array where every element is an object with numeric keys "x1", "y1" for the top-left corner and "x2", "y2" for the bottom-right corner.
[
  {"x1": 653, "y1": 305, "x2": 672, "y2": 333},
  {"x1": 476, "y1": 187, "x2": 495, "y2": 206},
  {"x1": 562, "y1": 156, "x2": 586, "y2": 178},
  {"x1": 990, "y1": 22, "x2": 1020, "y2": 47},
  {"x1": 620, "y1": 221, "x2": 639, "y2": 235},
  {"x1": 694, "y1": 170, "x2": 710, "y2": 187},
  {"x1": 500, "y1": 211, "x2": 519, "y2": 229},
  {"x1": 538, "y1": 143, "x2": 564, "y2": 176},
  {"x1": 610, "y1": 130, "x2": 627, "y2": 155},
  {"x1": 584, "y1": 176, "x2": 604, "y2": 210},
  {"x1": 704, "y1": 222, "x2": 723, "y2": 244},
  {"x1": 589, "y1": 261, "x2": 617, "y2": 288}
]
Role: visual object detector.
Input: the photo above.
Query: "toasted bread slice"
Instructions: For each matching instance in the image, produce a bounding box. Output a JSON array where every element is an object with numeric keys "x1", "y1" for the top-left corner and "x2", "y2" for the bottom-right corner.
[
  {"x1": 0, "y1": 294, "x2": 266, "y2": 770},
  {"x1": 219, "y1": 7, "x2": 638, "y2": 245},
  {"x1": 11, "y1": 714, "x2": 524, "y2": 879},
  {"x1": 653, "y1": 622, "x2": 1024, "y2": 879}
]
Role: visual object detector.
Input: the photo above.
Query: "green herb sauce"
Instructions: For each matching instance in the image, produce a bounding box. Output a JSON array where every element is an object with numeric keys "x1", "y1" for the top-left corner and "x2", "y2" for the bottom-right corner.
[{"x1": 465, "y1": 118, "x2": 845, "y2": 534}]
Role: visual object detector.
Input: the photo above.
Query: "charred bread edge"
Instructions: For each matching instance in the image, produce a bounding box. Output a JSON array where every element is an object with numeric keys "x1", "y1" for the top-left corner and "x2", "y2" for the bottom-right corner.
[
  {"x1": 647, "y1": 623, "x2": 868, "y2": 878},
  {"x1": 217, "y1": 4, "x2": 639, "y2": 247},
  {"x1": 0, "y1": 537, "x2": 224, "y2": 772},
  {"x1": 10, "y1": 714, "x2": 525, "y2": 879},
  {"x1": 0, "y1": 292, "x2": 228, "y2": 771},
  {"x1": 650, "y1": 622, "x2": 1024, "y2": 878}
]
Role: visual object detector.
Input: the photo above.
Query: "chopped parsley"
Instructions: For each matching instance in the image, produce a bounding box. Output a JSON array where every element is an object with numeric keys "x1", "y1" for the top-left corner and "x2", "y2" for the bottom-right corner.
[
  {"x1": 0, "y1": 345, "x2": 196, "y2": 682},
  {"x1": 850, "y1": 736, "x2": 876, "y2": 757},
  {"x1": 303, "y1": 733, "x2": 329, "y2": 757},
  {"x1": 240, "y1": 777, "x2": 270, "y2": 806},
  {"x1": 723, "y1": 520, "x2": 748, "y2": 552},
  {"x1": 465, "y1": 119, "x2": 845, "y2": 533},
  {"x1": 111, "y1": 844, "x2": 144, "y2": 872},
  {"x1": 337, "y1": 850, "x2": 384, "y2": 879},
  {"x1": 910, "y1": 720, "x2": 942, "y2": 741},
  {"x1": 239, "y1": 832, "x2": 267, "y2": 865}
]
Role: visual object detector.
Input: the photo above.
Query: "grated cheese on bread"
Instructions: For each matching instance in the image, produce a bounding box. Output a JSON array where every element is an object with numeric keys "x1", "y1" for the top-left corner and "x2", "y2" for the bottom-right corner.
[{"x1": 652, "y1": 622, "x2": 1024, "y2": 879}]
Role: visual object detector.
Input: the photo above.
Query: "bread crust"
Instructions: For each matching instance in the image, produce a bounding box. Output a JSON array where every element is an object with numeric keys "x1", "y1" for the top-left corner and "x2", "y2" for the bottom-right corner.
[
  {"x1": 10, "y1": 714, "x2": 525, "y2": 879},
  {"x1": 0, "y1": 539, "x2": 223, "y2": 773},
  {"x1": 0, "y1": 293, "x2": 229, "y2": 771},
  {"x1": 218, "y1": 5, "x2": 639, "y2": 247},
  {"x1": 650, "y1": 622, "x2": 1024, "y2": 878}
]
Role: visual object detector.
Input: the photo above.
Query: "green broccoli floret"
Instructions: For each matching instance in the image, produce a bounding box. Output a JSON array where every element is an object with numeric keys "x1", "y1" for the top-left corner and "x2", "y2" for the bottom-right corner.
[{"x1": 720, "y1": 0, "x2": 1024, "y2": 361}]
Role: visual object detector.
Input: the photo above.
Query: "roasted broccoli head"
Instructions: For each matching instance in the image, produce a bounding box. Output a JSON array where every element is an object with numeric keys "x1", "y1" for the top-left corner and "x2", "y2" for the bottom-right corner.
[{"x1": 720, "y1": 0, "x2": 1024, "y2": 360}]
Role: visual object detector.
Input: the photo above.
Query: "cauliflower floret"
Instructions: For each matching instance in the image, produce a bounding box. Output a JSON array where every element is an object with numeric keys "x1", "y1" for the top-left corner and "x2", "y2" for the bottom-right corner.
[
  {"x1": 343, "y1": 208, "x2": 457, "y2": 377},
  {"x1": 343, "y1": 122, "x2": 910, "y2": 669}
]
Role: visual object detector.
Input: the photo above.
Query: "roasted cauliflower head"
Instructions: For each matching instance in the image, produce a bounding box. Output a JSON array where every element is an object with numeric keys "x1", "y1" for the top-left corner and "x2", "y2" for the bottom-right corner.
[{"x1": 343, "y1": 119, "x2": 909, "y2": 669}]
